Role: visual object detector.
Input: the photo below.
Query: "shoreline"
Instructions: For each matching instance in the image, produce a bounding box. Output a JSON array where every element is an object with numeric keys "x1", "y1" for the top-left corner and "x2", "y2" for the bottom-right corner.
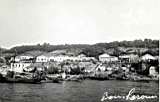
[{"x1": 0, "y1": 73, "x2": 158, "y2": 84}]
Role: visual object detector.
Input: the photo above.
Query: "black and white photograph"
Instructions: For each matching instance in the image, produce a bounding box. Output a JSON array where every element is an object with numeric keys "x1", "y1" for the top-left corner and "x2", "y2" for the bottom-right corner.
[{"x1": 0, "y1": 0, "x2": 159, "y2": 102}]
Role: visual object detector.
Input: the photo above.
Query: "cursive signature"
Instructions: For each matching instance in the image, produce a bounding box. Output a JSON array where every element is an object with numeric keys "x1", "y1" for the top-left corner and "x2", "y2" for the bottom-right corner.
[{"x1": 101, "y1": 88, "x2": 158, "y2": 101}]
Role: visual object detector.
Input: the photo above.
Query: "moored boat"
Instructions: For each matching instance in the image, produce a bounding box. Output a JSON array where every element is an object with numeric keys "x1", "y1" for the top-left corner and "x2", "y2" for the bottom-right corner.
[
  {"x1": 4, "y1": 77, "x2": 41, "y2": 84},
  {"x1": 0, "y1": 71, "x2": 42, "y2": 84}
]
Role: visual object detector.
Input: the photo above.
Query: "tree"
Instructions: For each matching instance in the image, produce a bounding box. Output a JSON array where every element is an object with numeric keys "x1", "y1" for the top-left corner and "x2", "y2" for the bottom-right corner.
[{"x1": 47, "y1": 66, "x2": 59, "y2": 74}]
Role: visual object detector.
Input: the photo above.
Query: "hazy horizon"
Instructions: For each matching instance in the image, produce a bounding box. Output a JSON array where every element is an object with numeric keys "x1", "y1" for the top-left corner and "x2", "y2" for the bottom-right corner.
[
  {"x1": 0, "y1": 0, "x2": 160, "y2": 49},
  {"x1": 0, "y1": 38, "x2": 158, "y2": 49}
]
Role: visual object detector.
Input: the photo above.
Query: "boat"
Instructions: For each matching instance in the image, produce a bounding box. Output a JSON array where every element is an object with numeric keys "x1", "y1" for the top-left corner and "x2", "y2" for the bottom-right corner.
[
  {"x1": 88, "y1": 76, "x2": 109, "y2": 80},
  {"x1": 0, "y1": 71, "x2": 42, "y2": 84},
  {"x1": 88, "y1": 73, "x2": 109, "y2": 80},
  {"x1": 52, "y1": 78, "x2": 62, "y2": 83},
  {"x1": 64, "y1": 75, "x2": 84, "y2": 82},
  {"x1": 45, "y1": 75, "x2": 62, "y2": 83},
  {"x1": 4, "y1": 77, "x2": 41, "y2": 84},
  {"x1": 0, "y1": 73, "x2": 6, "y2": 82}
]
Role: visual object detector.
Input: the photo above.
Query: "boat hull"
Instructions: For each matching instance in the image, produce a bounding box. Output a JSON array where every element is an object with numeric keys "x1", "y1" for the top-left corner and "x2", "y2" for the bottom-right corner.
[{"x1": 0, "y1": 77, "x2": 41, "y2": 84}]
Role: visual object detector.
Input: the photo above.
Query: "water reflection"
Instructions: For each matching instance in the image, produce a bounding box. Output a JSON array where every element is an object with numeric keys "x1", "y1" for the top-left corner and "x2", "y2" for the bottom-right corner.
[{"x1": 0, "y1": 80, "x2": 159, "y2": 102}]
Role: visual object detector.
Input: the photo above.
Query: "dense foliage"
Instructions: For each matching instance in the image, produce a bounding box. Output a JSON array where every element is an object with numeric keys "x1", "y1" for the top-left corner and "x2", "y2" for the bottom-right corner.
[{"x1": 1, "y1": 39, "x2": 159, "y2": 58}]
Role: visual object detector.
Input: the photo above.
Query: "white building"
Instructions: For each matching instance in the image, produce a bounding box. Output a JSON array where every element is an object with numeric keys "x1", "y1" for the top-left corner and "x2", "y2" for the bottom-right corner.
[
  {"x1": 36, "y1": 55, "x2": 49, "y2": 62},
  {"x1": 14, "y1": 53, "x2": 34, "y2": 62},
  {"x1": 119, "y1": 54, "x2": 139, "y2": 63},
  {"x1": 141, "y1": 54, "x2": 156, "y2": 61},
  {"x1": 99, "y1": 53, "x2": 118, "y2": 62},
  {"x1": 36, "y1": 52, "x2": 96, "y2": 62},
  {"x1": 77, "y1": 54, "x2": 86, "y2": 58},
  {"x1": 149, "y1": 66, "x2": 158, "y2": 77},
  {"x1": 10, "y1": 62, "x2": 32, "y2": 73},
  {"x1": 50, "y1": 55, "x2": 76, "y2": 62},
  {"x1": 36, "y1": 53, "x2": 73, "y2": 62}
]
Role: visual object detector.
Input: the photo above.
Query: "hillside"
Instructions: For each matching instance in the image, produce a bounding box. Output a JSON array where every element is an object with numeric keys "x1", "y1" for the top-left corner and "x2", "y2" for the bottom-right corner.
[{"x1": 1, "y1": 39, "x2": 159, "y2": 59}]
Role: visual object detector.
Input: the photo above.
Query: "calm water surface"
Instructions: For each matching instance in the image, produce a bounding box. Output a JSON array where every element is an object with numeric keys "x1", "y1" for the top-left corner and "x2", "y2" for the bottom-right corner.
[{"x1": 0, "y1": 80, "x2": 159, "y2": 102}]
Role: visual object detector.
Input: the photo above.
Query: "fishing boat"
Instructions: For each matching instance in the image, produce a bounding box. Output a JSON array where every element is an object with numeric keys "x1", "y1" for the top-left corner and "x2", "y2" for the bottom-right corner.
[
  {"x1": 45, "y1": 74, "x2": 63, "y2": 83},
  {"x1": 64, "y1": 75, "x2": 84, "y2": 82},
  {"x1": 0, "y1": 71, "x2": 42, "y2": 84},
  {"x1": 4, "y1": 77, "x2": 41, "y2": 84}
]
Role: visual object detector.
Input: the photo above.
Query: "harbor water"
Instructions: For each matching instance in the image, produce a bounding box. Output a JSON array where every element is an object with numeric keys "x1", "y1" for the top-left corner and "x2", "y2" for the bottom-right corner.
[{"x1": 0, "y1": 80, "x2": 159, "y2": 102}]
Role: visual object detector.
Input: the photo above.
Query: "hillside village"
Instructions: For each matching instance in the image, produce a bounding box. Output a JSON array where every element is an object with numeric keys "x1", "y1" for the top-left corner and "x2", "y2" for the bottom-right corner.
[
  {"x1": 0, "y1": 39, "x2": 159, "y2": 83},
  {"x1": 0, "y1": 48, "x2": 159, "y2": 82}
]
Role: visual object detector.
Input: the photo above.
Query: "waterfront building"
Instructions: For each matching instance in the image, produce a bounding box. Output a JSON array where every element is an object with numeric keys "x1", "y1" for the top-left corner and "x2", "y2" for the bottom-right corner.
[
  {"x1": 36, "y1": 54, "x2": 50, "y2": 62},
  {"x1": 119, "y1": 54, "x2": 139, "y2": 63},
  {"x1": 77, "y1": 54, "x2": 86, "y2": 58},
  {"x1": 36, "y1": 52, "x2": 96, "y2": 63},
  {"x1": 149, "y1": 66, "x2": 158, "y2": 77},
  {"x1": 36, "y1": 52, "x2": 75, "y2": 62},
  {"x1": 25, "y1": 63, "x2": 49, "y2": 72},
  {"x1": 99, "y1": 53, "x2": 118, "y2": 63},
  {"x1": 14, "y1": 53, "x2": 34, "y2": 62},
  {"x1": 154, "y1": 56, "x2": 159, "y2": 60},
  {"x1": 49, "y1": 55, "x2": 77, "y2": 62},
  {"x1": 11, "y1": 62, "x2": 32, "y2": 73},
  {"x1": 141, "y1": 54, "x2": 156, "y2": 61}
]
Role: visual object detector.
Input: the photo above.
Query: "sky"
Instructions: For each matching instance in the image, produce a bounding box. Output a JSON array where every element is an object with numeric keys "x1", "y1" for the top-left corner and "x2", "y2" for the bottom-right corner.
[{"x1": 0, "y1": 0, "x2": 160, "y2": 48}]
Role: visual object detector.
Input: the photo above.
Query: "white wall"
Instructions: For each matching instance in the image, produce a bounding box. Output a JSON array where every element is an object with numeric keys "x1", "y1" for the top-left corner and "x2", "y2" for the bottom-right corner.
[
  {"x1": 99, "y1": 57, "x2": 118, "y2": 62},
  {"x1": 11, "y1": 63, "x2": 31, "y2": 73},
  {"x1": 36, "y1": 56, "x2": 49, "y2": 62},
  {"x1": 15, "y1": 55, "x2": 33, "y2": 62}
]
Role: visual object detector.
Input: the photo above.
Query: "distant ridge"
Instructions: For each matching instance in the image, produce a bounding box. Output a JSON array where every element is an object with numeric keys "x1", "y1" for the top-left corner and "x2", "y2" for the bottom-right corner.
[{"x1": 1, "y1": 39, "x2": 159, "y2": 58}]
